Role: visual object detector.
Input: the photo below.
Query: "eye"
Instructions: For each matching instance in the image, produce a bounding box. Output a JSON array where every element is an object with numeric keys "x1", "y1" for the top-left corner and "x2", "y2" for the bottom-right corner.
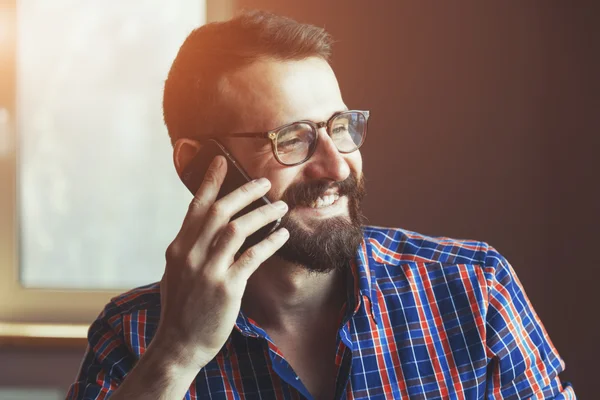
[
  {"x1": 276, "y1": 123, "x2": 315, "y2": 153},
  {"x1": 278, "y1": 137, "x2": 303, "y2": 150},
  {"x1": 331, "y1": 124, "x2": 349, "y2": 135}
]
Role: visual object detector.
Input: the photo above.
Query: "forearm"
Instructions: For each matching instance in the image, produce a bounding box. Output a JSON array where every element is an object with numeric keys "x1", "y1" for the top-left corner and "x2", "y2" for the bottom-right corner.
[{"x1": 109, "y1": 339, "x2": 203, "y2": 400}]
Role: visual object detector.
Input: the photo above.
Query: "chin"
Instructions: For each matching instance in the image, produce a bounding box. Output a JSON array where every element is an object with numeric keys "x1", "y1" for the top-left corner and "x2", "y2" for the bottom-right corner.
[{"x1": 275, "y1": 212, "x2": 364, "y2": 274}]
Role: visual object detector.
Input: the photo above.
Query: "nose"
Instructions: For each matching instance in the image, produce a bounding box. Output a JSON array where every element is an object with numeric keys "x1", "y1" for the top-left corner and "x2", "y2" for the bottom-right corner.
[{"x1": 303, "y1": 128, "x2": 351, "y2": 182}]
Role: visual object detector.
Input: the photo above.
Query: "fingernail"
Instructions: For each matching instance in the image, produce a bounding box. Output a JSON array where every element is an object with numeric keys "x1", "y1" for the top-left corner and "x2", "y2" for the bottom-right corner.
[
  {"x1": 272, "y1": 201, "x2": 288, "y2": 211},
  {"x1": 210, "y1": 156, "x2": 222, "y2": 170},
  {"x1": 275, "y1": 228, "x2": 289, "y2": 238},
  {"x1": 254, "y1": 177, "x2": 270, "y2": 187}
]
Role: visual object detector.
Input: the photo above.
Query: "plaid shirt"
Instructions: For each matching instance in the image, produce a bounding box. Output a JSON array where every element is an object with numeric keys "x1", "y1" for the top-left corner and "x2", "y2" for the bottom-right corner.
[{"x1": 67, "y1": 226, "x2": 575, "y2": 399}]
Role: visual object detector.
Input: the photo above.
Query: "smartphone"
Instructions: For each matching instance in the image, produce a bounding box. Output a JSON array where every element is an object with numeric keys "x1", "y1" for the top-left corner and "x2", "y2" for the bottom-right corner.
[{"x1": 181, "y1": 139, "x2": 281, "y2": 252}]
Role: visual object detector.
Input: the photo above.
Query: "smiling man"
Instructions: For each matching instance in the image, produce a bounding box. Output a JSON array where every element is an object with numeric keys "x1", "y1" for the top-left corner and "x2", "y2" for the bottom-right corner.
[{"x1": 67, "y1": 11, "x2": 575, "y2": 400}]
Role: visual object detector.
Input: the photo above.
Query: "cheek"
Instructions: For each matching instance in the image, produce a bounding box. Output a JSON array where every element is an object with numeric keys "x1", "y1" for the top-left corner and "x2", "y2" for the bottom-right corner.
[
  {"x1": 265, "y1": 171, "x2": 298, "y2": 201},
  {"x1": 347, "y1": 151, "x2": 363, "y2": 179},
  {"x1": 249, "y1": 160, "x2": 299, "y2": 201}
]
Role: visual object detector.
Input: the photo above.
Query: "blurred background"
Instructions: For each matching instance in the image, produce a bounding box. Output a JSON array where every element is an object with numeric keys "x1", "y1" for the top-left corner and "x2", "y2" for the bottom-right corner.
[{"x1": 0, "y1": 0, "x2": 598, "y2": 398}]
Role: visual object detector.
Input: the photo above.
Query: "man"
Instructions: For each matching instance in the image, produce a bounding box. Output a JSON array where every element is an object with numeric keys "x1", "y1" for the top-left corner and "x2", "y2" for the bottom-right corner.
[{"x1": 67, "y1": 10, "x2": 575, "y2": 400}]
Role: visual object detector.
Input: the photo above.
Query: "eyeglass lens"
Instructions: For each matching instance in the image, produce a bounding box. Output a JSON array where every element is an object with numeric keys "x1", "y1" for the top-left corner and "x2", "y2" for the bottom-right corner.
[{"x1": 274, "y1": 112, "x2": 367, "y2": 165}]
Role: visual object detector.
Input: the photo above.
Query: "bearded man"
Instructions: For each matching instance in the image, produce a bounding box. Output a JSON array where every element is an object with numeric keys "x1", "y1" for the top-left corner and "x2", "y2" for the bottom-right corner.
[{"x1": 67, "y1": 10, "x2": 575, "y2": 400}]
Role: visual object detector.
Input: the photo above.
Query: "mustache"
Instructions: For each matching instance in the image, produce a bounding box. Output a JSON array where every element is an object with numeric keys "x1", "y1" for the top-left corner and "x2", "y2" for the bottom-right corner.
[{"x1": 280, "y1": 174, "x2": 364, "y2": 207}]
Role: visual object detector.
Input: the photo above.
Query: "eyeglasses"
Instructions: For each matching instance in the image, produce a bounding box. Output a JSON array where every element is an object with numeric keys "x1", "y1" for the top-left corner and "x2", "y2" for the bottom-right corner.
[{"x1": 210, "y1": 110, "x2": 370, "y2": 166}]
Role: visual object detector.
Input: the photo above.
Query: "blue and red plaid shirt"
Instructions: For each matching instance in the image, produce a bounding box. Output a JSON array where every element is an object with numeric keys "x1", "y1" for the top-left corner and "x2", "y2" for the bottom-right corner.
[{"x1": 67, "y1": 226, "x2": 575, "y2": 399}]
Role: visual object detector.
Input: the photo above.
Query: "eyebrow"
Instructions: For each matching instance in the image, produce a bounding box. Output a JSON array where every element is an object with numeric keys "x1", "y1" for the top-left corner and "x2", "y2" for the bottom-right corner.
[
  {"x1": 292, "y1": 108, "x2": 350, "y2": 125},
  {"x1": 222, "y1": 108, "x2": 354, "y2": 138}
]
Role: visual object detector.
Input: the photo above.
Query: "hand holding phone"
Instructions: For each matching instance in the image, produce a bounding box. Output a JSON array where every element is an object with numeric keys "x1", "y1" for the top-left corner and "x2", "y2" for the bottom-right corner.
[
  {"x1": 134, "y1": 147, "x2": 289, "y2": 397},
  {"x1": 181, "y1": 140, "x2": 281, "y2": 252}
]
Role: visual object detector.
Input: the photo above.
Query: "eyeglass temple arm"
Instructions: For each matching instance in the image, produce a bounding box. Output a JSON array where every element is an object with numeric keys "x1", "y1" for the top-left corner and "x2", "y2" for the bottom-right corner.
[{"x1": 215, "y1": 132, "x2": 272, "y2": 139}]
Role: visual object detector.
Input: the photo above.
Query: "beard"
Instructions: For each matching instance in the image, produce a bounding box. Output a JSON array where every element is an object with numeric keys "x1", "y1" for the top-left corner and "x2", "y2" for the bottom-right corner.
[{"x1": 273, "y1": 173, "x2": 367, "y2": 273}]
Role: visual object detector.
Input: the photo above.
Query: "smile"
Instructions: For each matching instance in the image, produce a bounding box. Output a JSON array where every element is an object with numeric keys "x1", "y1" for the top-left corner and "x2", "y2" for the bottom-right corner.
[{"x1": 309, "y1": 193, "x2": 340, "y2": 209}]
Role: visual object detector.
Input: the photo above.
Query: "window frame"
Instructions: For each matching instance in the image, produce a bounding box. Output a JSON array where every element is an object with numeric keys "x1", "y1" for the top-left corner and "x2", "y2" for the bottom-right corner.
[{"x1": 0, "y1": 0, "x2": 227, "y2": 347}]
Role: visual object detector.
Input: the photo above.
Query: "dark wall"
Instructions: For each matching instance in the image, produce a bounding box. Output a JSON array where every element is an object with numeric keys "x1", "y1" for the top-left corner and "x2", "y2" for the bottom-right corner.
[
  {"x1": 0, "y1": 347, "x2": 84, "y2": 393},
  {"x1": 234, "y1": 0, "x2": 598, "y2": 396}
]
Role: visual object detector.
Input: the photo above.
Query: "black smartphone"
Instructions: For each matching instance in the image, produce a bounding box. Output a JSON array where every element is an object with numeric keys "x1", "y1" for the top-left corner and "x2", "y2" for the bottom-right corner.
[{"x1": 180, "y1": 139, "x2": 281, "y2": 252}]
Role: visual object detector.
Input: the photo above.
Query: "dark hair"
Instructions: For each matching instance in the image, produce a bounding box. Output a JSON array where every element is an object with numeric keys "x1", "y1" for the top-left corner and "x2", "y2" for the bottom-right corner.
[{"x1": 162, "y1": 10, "x2": 334, "y2": 146}]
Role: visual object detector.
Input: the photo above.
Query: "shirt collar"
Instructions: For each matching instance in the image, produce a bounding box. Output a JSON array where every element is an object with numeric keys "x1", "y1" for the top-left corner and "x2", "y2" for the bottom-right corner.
[
  {"x1": 348, "y1": 237, "x2": 378, "y2": 325},
  {"x1": 234, "y1": 312, "x2": 262, "y2": 338}
]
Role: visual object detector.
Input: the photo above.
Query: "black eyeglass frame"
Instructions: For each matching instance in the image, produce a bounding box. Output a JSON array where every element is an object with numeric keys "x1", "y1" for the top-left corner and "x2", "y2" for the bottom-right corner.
[{"x1": 205, "y1": 110, "x2": 370, "y2": 166}]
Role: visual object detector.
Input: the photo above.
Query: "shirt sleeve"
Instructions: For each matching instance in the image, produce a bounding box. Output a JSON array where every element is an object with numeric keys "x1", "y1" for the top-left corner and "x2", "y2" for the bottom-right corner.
[
  {"x1": 483, "y1": 248, "x2": 576, "y2": 399},
  {"x1": 66, "y1": 304, "x2": 136, "y2": 400}
]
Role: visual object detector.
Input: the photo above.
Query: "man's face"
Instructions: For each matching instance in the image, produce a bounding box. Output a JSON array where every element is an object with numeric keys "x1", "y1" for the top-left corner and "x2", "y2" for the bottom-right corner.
[{"x1": 218, "y1": 57, "x2": 365, "y2": 272}]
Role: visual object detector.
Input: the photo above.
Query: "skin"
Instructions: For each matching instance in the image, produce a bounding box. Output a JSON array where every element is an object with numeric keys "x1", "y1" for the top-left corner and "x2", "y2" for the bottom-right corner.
[
  {"x1": 215, "y1": 56, "x2": 363, "y2": 328},
  {"x1": 110, "y1": 57, "x2": 362, "y2": 400}
]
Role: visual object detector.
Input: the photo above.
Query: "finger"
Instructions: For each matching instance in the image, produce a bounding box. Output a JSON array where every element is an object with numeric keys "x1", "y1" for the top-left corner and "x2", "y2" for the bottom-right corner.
[
  {"x1": 195, "y1": 176, "x2": 273, "y2": 244},
  {"x1": 229, "y1": 228, "x2": 290, "y2": 281},
  {"x1": 211, "y1": 200, "x2": 288, "y2": 258},
  {"x1": 175, "y1": 156, "x2": 227, "y2": 243}
]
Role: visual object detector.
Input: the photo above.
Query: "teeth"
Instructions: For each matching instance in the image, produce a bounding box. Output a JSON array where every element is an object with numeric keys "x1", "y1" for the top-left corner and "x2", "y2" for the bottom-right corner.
[{"x1": 309, "y1": 194, "x2": 340, "y2": 208}]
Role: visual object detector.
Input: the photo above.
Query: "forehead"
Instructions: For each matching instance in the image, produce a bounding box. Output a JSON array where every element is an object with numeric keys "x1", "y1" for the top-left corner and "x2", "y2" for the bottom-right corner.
[{"x1": 218, "y1": 57, "x2": 346, "y2": 131}]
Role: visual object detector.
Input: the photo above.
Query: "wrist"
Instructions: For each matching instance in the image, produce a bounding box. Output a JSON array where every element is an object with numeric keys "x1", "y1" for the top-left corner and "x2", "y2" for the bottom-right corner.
[
  {"x1": 145, "y1": 331, "x2": 212, "y2": 378},
  {"x1": 109, "y1": 334, "x2": 208, "y2": 400}
]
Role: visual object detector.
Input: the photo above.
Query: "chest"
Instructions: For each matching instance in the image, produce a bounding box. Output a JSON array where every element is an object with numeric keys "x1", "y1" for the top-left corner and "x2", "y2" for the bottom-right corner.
[
  {"x1": 270, "y1": 331, "x2": 339, "y2": 400},
  {"x1": 184, "y1": 265, "x2": 491, "y2": 399},
  {"x1": 189, "y1": 319, "x2": 488, "y2": 400}
]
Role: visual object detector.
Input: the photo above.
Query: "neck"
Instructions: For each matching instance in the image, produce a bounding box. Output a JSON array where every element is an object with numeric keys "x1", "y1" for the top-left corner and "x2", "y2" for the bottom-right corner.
[{"x1": 242, "y1": 256, "x2": 348, "y2": 333}]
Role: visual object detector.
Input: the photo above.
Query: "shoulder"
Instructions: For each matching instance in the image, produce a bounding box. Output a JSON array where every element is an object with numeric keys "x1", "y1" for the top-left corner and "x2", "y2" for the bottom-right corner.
[
  {"x1": 361, "y1": 225, "x2": 508, "y2": 282},
  {"x1": 109, "y1": 282, "x2": 161, "y2": 312},
  {"x1": 89, "y1": 282, "x2": 161, "y2": 355},
  {"x1": 98, "y1": 282, "x2": 161, "y2": 323},
  {"x1": 363, "y1": 225, "x2": 502, "y2": 265},
  {"x1": 359, "y1": 227, "x2": 512, "y2": 330},
  {"x1": 67, "y1": 283, "x2": 162, "y2": 394}
]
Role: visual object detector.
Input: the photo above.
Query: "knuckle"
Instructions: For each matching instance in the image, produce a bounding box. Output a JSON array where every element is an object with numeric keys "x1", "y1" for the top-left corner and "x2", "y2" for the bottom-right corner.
[
  {"x1": 207, "y1": 203, "x2": 225, "y2": 218},
  {"x1": 236, "y1": 252, "x2": 251, "y2": 266},
  {"x1": 182, "y1": 254, "x2": 196, "y2": 270},
  {"x1": 214, "y1": 280, "x2": 230, "y2": 295},
  {"x1": 224, "y1": 222, "x2": 240, "y2": 238},
  {"x1": 239, "y1": 182, "x2": 253, "y2": 194},
  {"x1": 188, "y1": 197, "x2": 203, "y2": 211},
  {"x1": 203, "y1": 169, "x2": 219, "y2": 186},
  {"x1": 265, "y1": 233, "x2": 279, "y2": 244},
  {"x1": 199, "y1": 268, "x2": 217, "y2": 284},
  {"x1": 265, "y1": 232, "x2": 286, "y2": 248},
  {"x1": 165, "y1": 242, "x2": 180, "y2": 261},
  {"x1": 259, "y1": 204, "x2": 273, "y2": 217},
  {"x1": 244, "y1": 246, "x2": 259, "y2": 261}
]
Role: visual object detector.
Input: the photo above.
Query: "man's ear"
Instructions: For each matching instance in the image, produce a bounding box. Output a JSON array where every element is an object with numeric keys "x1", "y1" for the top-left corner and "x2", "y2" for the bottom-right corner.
[{"x1": 173, "y1": 138, "x2": 202, "y2": 178}]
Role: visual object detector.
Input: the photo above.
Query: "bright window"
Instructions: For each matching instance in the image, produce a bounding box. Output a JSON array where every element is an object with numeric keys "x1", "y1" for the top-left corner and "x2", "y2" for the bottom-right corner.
[{"x1": 16, "y1": 1, "x2": 204, "y2": 289}]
